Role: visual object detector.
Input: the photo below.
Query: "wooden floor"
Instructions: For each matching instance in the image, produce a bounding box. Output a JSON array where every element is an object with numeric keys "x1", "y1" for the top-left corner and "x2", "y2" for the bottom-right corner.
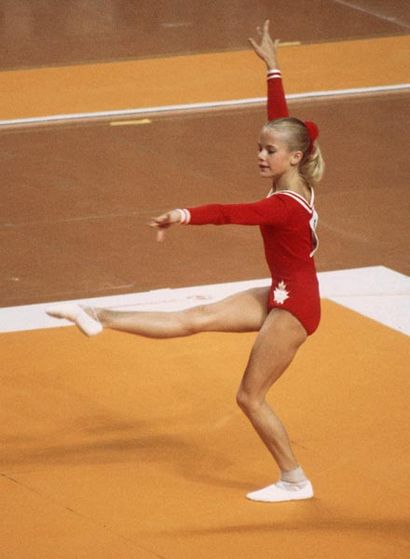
[
  {"x1": 1, "y1": 90, "x2": 409, "y2": 306},
  {"x1": 1, "y1": 2, "x2": 409, "y2": 558},
  {"x1": 1, "y1": 0, "x2": 409, "y2": 70}
]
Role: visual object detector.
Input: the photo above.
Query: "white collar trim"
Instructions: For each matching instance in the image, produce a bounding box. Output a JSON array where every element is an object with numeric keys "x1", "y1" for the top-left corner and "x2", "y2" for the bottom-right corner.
[{"x1": 268, "y1": 189, "x2": 314, "y2": 214}]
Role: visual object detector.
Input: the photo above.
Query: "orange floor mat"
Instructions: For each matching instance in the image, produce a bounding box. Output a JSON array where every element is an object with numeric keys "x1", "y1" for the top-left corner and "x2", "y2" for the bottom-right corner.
[
  {"x1": 2, "y1": 35, "x2": 410, "y2": 121},
  {"x1": 1, "y1": 300, "x2": 409, "y2": 558}
]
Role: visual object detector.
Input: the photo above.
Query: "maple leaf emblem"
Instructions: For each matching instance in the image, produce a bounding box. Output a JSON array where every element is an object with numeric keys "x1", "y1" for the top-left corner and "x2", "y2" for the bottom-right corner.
[{"x1": 273, "y1": 281, "x2": 289, "y2": 305}]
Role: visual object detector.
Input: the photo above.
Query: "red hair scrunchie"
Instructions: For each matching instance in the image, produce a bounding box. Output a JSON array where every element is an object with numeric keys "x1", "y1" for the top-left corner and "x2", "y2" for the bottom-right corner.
[{"x1": 304, "y1": 120, "x2": 319, "y2": 154}]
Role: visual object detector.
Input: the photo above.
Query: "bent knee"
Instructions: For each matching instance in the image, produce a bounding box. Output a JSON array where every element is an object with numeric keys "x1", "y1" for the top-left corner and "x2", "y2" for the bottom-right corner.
[{"x1": 236, "y1": 388, "x2": 263, "y2": 415}]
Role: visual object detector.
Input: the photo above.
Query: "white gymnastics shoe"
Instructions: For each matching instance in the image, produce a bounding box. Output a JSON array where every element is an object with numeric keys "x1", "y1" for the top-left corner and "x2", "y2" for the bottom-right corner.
[
  {"x1": 246, "y1": 480, "x2": 314, "y2": 503},
  {"x1": 46, "y1": 304, "x2": 103, "y2": 336}
]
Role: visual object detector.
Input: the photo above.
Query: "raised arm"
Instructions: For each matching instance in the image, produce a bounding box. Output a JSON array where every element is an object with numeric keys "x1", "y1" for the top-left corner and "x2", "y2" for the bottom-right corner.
[{"x1": 249, "y1": 20, "x2": 289, "y2": 120}]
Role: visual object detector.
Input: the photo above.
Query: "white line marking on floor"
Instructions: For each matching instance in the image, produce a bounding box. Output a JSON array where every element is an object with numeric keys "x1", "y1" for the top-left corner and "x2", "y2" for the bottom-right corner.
[
  {"x1": 332, "y1": 0, "x2": 410, "y2": 30},
  {"x1": 109, "y1": 118, "x2": 152, "y2": 126},
  {"x1": 1, "y1": 84, "x2": 409, "y2": 128},
  {"x1": 0, "y1": 267, "x2": 408, "y2": 336},
  {"x1": 160, "y1": 22, "x2": 193, "y2": 28}
]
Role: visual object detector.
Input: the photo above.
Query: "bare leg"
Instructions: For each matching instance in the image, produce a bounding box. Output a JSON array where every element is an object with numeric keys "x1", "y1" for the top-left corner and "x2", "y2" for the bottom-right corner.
[
  {"x1": 236, "y1": 309, "x2": 315, "y2": 501},
  {"x1": 236, "y1": 309, "x2": 307, "y2": 473},
  {"x1": 48, "y1": 287, "x2": 270, "y2": 337},
  {"x1": 88, "y1": 287, "x2": 269, "y2": 337}
]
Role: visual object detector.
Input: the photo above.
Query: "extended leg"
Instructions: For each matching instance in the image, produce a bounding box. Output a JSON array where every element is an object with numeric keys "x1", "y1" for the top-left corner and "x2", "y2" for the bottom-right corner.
[{"x1": 47, "y1": 287, "x2": 269, "y2": 337}]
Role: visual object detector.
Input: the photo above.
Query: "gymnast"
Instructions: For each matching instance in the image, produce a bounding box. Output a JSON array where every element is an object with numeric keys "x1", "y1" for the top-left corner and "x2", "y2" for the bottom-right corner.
[{"x1": 47, "y1": 20, "x2": 325, "y2": 503}]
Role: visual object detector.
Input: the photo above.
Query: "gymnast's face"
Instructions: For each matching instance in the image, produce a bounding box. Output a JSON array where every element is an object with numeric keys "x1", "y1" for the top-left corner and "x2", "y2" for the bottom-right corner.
[{"x1": 257, "y1": 127, "x2": 302, "y2": 180}]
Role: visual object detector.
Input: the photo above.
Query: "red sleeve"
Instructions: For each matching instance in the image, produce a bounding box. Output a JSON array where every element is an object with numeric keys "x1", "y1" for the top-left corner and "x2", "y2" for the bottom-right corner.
[
  {"x1": 186, "y1": 196, "x2": 288, "y2": 227},
  {"x1": 267, "y1": 71, "x2": 289, "y2": 120}
]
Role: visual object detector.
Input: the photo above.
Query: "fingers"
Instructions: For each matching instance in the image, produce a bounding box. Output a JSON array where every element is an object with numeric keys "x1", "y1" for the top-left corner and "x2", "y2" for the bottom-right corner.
[
  {"x1": 249, "y1": 20, "x2": 278, "y2": 50},
  {"x1": 262, "y1": 20, "x2": 277, "y2": 47},
  {"x1": 156, "y1": 229, "x2": 165, "y2": 243},
  {"x1": 248, "y1": 37, "x2": 259, "y2": 51},
  {"x1": 155, "y1": 213, "x2": 170, "y2": 225},
  {"x1": 249, "y1": 22, "x2": 280, "y2": 69},
  {"x1": 150, "y1": 216, "x2": 168, "y2": 243},
  {"x1": 149, "y1": 209, "x2": 181, "y2": 242},
  {"x1": 149, "y1": 213, "x2": 169, "y2": 228}
]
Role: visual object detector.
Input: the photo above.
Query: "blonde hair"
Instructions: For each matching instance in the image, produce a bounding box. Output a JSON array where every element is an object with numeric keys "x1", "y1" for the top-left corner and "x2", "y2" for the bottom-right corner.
[{"x1": 264, "y1": 117, "x2": 325, "y2": 188}]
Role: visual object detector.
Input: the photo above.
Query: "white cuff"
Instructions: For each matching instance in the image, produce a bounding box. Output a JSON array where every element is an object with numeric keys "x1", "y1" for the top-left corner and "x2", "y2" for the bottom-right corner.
[
  {"x1": 175, "y1": 208, "x2": 191, "y2": 224},
  {"x1": 267, "y1": 69, "x2": 282, "y2": 80}
]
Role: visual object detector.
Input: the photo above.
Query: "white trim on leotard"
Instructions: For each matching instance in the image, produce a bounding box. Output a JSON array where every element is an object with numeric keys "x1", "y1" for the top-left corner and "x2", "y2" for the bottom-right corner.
[
  {"x1": 268, "y1": 188, "x2": 319, "y2": 256},
  {"x1": 267, "y1": 188, "x2": 314, "y2": 214}
]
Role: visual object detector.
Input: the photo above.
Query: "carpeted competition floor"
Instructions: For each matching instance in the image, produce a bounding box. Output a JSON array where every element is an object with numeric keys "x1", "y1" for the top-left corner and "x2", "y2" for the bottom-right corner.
[{"x1": 1, "y1": 2, "x2": 409, "y2": 557}]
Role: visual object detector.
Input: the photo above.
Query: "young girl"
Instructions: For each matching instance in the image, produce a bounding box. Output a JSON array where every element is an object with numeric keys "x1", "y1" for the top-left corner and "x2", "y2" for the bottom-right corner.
[{"x1": 47, "y1": 21, "x2": 324, "y2": 503}]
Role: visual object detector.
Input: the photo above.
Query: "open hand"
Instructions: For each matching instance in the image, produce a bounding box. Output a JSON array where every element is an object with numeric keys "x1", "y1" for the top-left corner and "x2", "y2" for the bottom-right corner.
[
  {"x1": 248, "y1": 20, "x2": 280, "y2": 70},
  {"x1": 149, "y1": 210, "x2": 182, "y2": 242}
]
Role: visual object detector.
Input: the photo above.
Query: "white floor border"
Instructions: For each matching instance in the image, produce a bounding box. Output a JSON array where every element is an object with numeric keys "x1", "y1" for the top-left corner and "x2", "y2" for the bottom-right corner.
[
  {"x1": 1, "y1": 84, "x2": 409, "y2": 128},
  {"x1": 0, "y1": 266, "x2": 409, "y2": 336}
]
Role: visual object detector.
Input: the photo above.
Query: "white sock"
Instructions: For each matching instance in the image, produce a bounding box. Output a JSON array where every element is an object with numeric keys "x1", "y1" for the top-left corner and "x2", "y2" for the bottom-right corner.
[
  {"x1": 46, "y1": 304, "x2": 103, "y2": 336},
  {"x1": 280, "y1": 466, "x2": 308, "y2": 486}
]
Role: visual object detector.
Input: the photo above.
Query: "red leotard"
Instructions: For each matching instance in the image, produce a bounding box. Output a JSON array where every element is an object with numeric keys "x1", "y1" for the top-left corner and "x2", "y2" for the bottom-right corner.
[{"x1": 183, "y1": 72, "x2": 321, "y2": 335}]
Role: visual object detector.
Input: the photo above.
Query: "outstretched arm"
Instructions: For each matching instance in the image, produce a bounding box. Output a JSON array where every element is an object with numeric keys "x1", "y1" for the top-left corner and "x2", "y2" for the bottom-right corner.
[
  {"x1": 149, "y1": 197, "x2": 288, "y2": 241},
  {"x1": 249, "y1": 20, "x2": 289, "y2": 120}
]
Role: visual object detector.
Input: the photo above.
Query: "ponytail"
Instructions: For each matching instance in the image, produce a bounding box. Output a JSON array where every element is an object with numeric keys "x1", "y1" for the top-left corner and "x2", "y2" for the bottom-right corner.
[
  {"x1": 264, "y1": 117, "x2": 325, "y2": 188},
  {"x1": 300, "y1": 143, "x2": 325, "y2": 188}
]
